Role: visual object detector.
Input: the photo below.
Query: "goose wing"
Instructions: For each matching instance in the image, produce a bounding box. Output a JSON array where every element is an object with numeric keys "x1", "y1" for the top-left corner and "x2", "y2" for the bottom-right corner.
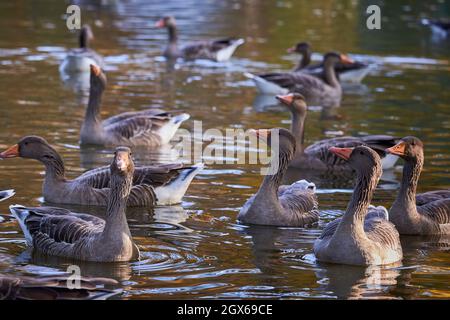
[
  {"x1": 304, "y1": 135, "x2": 398, "y2": 167},
  {"x1": 75, "y1": 163, "x2": 185, "y2": 189},
  {"x1": 416, "y1": 190, "x2": 450, "y2": 206},
  {"x1": 104, "y1": 115, "x2": 167, "y2": 146},
  {"x1": 258, "y1": 71, "x2": 324, "y2": 92},
  {"x1": 182, "y1": 38, "x2": 239, "y2": 60},
  {"x1": 279, "y1": 189, "x2": 319, "y2": 226},
  {"x1": 365, "y1": 218, "x2": 401, "y2": 251},
  {"x1": 102, "y1": 109, "x2": 166, "y2": 127},
  {"x1": 10, "y1": 206, "x2": 104, "y2": 256},
  {"x1": 0, "y1": 274, "x2": 120, "y2": 300},
  {"x1": 418, "y1": 198, "x2": 450, "y2": 225}
]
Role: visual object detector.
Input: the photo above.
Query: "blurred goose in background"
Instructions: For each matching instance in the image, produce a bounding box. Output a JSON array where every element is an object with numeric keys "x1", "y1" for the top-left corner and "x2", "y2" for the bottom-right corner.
[
  {"x1": 60, "y1": 25, "x2": 104, "y2": 73},
  {"x1": 421, "y1": 18, "x2": 450, "y2": 38},
  {"x1": 0, "y1": 189, "x2": 15, "y2": 202},
  {"x1": 0, "y1": 136, "x2": 203, "y2": 206},
  {"x1": 276, "y1": 93, "x2": 399, "y2": 170},
  {"x1": 245, "y1": 52, "x2": 353, "y2": 107},
  {"x1": 287, "y1": 42, "x2": 371, "y2": 83},
  {"x1": 238, "y1": 128, "x2": 319, "y2": 227},
  {"x1": 386, "y1": 137, "x2": 450, "y2": 235},
  {"x1": 155, "y1": 16, "x2": 245, "y2": 62},
  {"x1": 81, "y1": 65, "x2": 190, "y2": 147},
  {"x1": 9, "y1": 147, "x2": 141, "y2": 262},
  {"x1": 0, "y1": 274, "x2": 121, "y2": 300},
  {"x1": 314, "y1": 146, "x2": 403, "y2": 266}
]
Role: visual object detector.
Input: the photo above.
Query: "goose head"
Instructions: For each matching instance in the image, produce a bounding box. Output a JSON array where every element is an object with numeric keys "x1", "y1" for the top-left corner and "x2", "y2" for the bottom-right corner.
[
  {"x1": 249, "y1": 128, "x2": 296, "y2": 157},
  {"x1": 385, "y1": 136, "x2": 424, "y2": 162},
  {"x1": 90, "y1": 64, "x2": 106, "y2": 91},
  {"x1": 79, "y1": 25, "x2": 94, "y2": 48},
  {"x1": 276, "y1": 93, "x2": 307, "y2": 116},
  {"x1": 323, "y1": 52, "x2": 354, "y2": 67},
  {"x1": 287, "y1": 42, "x2": 310, "y2": 54},
  {"x1": 0, "y1": 136, "x2": 57, "y2": 162},
  {"x1": 111, "y1": 147, "x2": 134, "y2": 177},
  {"x1": 330, "y1": 145, "x2": 382, "y2": 176},
  {"x1": 155, "y1": 16, "x2": 176, "y2": 29}
]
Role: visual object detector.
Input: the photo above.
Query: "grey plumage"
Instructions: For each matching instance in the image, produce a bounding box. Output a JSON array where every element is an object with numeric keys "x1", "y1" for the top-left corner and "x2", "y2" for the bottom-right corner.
[{"x1": 10, "y1": 147, "x2": 140, "y2": 262}]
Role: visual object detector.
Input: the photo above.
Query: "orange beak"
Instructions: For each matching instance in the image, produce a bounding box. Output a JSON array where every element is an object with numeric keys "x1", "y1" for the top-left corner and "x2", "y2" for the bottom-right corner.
[
  {"x1": 286, "y1": 46, "x2": 296, "y2": 53},
  {"x1": 276, "y1": 94, "x2": 294, "y2": 105},
  {"x1": 0, "y1": 144, "x2": 19, "y2": 158},
  {"x1": 329, "y1": 147, "x2": 353, "y2": 160},
  {"x1": 386, "y1": 141, "x2": 406, "y2": 156},
  {"x1": 90, "y1": 64, "x2": 101, "y2": 76},
  {"x1": 155, "y1": 19, "x2": 165, "y2": 28},
  {"x1": 340, "y1": 54, "x2": 354, "y2": 64}
]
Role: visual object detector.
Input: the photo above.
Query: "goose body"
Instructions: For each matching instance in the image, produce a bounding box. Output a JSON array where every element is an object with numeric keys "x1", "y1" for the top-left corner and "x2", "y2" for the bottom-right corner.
[
  {"x1": 155, "y1": 16, "x2": 244, "y2": 62},
  {"x1": 81, "y1": 65, "x2": 189, "y2": 147},
  {"x1": 10, "y1": 147, "x2": 140, "y2": 262},
  {"x1": 387, "y1": 137, "x2": 450, "y2": 235},
  {"x1": 246, "y1": 52, "x2": 352, "y2": 107},
  {"x1": 238, "y1": 128, "x2": 319, "y2": 227},
  {"x1": 276, "y1": 93, "x2": 399, "y2": 171},
  {"x1": 0, "y1": 136, "x2": 203, "y2": 206},
  {"x1": 314, "y1": 146, "x2": 403, "y2": 266},
  {"x1": 288, "y1": 42, "x2": 371, "y2": 83},
  {"x1": 60, "y1": 25, "x2": 103, "y2": 73},
  {"x1": 0, "y1": 274, "x2": 121, "y2": 300}
]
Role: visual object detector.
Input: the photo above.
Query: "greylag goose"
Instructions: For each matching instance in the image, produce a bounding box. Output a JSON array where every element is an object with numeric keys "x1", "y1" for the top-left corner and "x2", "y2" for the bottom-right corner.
[
  {"x1": 9, "y1": 147, "x2": 140, "y2": 262},
  {"x1": 276, "y1": 93, "x2": 399, "y2": 170},
  {"x1": 386, "y1": 137, "x2": 450, "y2": 235},
  {"x1": 0, "y1": 189, "x2": 15, "y2": 202},
  {"x1": 0, "y1": 274, "x2": 121, "y2": 300},
  {"x1": 421, "y1": 18, "x2": 450, "y2": 37},
  {"x1": 288, "y1": 42, "x2": 371, "y2": 83},
  {"x1": 81, "y1": 65, "x2": 189, "y2": 147},
  {"x1": 60, "y1": 25, "x2": 104, "y2": 73},
  {"x1": 238, "y1": 128, "x2": 319, "y2": 227},
  {"x1": 0, "y1": 136, "x2": 203, "y2": 206},
  {"x1": 245, "y1": 52, "x2": 353, "y2": 107},
  {"x1": 155, "y1": 16, "x2": 244, "y2": 62},
  {"x1": 314, "y1": 146, "x2": 403, "y2": 266}
]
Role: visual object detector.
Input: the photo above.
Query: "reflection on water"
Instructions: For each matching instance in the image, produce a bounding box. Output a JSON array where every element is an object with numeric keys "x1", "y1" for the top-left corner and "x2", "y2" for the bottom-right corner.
[{"x1": 0, "y1": 0, "x2": 449, "y2": 299}]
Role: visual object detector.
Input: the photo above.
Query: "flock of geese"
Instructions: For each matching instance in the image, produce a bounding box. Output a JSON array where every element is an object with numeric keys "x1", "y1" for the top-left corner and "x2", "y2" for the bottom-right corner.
[{"x1": 0, "y1": 15, "x2": 449, "y2": 299}]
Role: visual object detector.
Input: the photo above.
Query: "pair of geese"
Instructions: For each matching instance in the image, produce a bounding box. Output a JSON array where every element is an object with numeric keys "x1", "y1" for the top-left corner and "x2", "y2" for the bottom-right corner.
[
  {"x1": 239, "y1": 93, "x2": 450, "y2": 266},
  {"x1": 61, "y1": 16, "x2": 245, "y2": 73}
]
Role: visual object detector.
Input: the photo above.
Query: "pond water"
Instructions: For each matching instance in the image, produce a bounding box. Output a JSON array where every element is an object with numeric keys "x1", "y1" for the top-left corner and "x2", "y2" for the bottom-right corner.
[{"x1": 0, "y1": 0, "x2": 449, "y2": 299}]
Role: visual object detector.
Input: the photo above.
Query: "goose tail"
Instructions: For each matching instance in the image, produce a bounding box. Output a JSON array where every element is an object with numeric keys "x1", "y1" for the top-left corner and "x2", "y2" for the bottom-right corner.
[
  {"x1": 154, "y1": 163, "x2": 204, "y2": 205},
  {"x1": 9, "y1": 205, "x2": 33, "y2": 245},
  {"x1": 0, "y1": 189, "x2": 15, "y2": 202}
]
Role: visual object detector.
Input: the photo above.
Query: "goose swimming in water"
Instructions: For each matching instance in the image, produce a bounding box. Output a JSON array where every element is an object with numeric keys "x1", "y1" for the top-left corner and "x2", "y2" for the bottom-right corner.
[
  {"x1": 0, "y1": 136, "x2": 203, "y2": 206},
  {"x1": 9, "y1": 147, "x2": 141, "y2": 262},
  {"x1": 238, "y1": 128, "x2": 319, "y2": 227},
  {"x1": 314, "y1": 146, "x2": 403, "y2": 266},
  {"x1": 386, "y1": 137, "x2": 450, "y2": 235},
  {"x1": 80, "y1": 65, "x2": 190, "y2": 147},
  {"x1": 60, "y1": 25, "x2": 104, "y2": 73},
  {"x1": 155, "y1": 16, "x2": 244, "y2": 62},
  {"x1": 245, "y1": 52, "x2": 353, "y2": 107}
]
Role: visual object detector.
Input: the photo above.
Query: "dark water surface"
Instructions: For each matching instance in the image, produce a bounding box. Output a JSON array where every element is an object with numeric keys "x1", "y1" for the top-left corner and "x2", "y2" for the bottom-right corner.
[{"x1": 0, "y1": 1, "x2": 449, "y2": 299}]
